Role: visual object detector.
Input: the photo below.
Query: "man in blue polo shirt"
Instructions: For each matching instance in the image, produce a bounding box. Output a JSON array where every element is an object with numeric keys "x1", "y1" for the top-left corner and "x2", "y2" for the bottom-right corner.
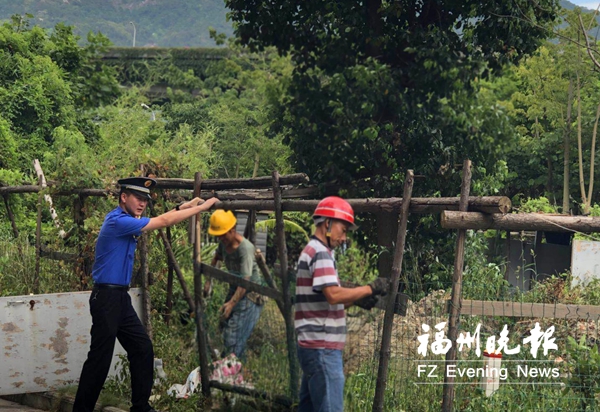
[{"x1": 73, "y1": 177, "x2": 219, "y2": 412}]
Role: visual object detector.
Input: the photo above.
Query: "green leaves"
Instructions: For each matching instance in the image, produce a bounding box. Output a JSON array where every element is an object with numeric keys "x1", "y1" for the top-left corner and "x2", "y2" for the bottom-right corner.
[{"x1": 564, "y1": 335, "x2": 600, "y2": 410}]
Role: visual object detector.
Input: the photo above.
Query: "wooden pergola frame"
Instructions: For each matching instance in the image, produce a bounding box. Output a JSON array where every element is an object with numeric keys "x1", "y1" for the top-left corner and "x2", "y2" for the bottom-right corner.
[{"x1": 5, "y1": 164, "x2": 600, "y2": 411}]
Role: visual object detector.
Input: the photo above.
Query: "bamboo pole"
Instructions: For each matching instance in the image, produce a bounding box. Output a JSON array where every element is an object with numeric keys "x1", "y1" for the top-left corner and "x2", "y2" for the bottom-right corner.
[
  {"x1": 272, "y1": 170, "x2": 299, "y2": 400},
  {"x1": 442, "y1": 160, "x2": 472, "y2": 412},
  {"x1": 441, "y1": 211, "x2": 600, "y2": 232},
  {"x1": 373, "y1": 170, "x2": 414, "y2": 412},
  {"x1": 193, "y1": 172, "x2": 211, "y2": 401}
]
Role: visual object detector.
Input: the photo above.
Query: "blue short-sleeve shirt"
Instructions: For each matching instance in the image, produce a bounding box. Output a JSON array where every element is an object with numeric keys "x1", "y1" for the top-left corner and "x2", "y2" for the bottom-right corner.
[{"x1": 92, "y1": 206, "x2": 150, "y2": 286}]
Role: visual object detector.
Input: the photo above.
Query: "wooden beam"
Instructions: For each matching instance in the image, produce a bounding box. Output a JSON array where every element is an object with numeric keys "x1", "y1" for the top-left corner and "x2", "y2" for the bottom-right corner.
[
  {"x1": 441, "y1": 211, "x2": 600, "y2": 232},
  {"x1": 39, "y1": 245, "x2": 78, "y2": 262},
  {"x1": 213, "y1": 196, "x2": 511, "y2": 214},
  {"x1": 209, "y1": 381, "x2": 293, "y2": 408},
  {"x1": 201, "y1": 263, "x2": 284, "y2": 303},
  {"x1": 153, "y1": 173, "x2": 309, "y2": 190},
  {"x1": 457, "y1": 300, "x2": 600, "y2": 320},
  {"x1": 0, "y1": 183, "x2": 513, "y2": 215}
]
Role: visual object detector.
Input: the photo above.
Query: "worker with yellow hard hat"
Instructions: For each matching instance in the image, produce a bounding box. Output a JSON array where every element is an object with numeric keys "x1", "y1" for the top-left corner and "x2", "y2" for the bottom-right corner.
[{"x1": 206, "y1": 209, "x2": 265, "y2": 360}]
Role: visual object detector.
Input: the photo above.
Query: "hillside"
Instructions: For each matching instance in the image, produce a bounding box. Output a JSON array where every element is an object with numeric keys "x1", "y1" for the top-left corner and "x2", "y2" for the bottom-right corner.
[
  {"x1": 0, "y1": 1, "x2": 591, "y2": 48},
  {"x1": 0, "y1": 0, "x2": 233, "y2": 47}
]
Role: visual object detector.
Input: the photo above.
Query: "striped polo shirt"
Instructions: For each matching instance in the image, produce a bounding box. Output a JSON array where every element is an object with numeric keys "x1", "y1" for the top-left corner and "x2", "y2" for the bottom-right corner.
[{"x1": 295, "y1": 237, "x2": 346, "y2": 350}]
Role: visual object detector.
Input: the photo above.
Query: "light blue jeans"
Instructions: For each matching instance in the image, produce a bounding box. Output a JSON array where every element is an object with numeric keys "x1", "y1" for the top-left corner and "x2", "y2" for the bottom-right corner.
[
  {"x1": 297, "y1": 346, "x2": 345, "y2": 412},
  {"x1": 222, "y1": 297, "x2": 263, "y2": 360}
]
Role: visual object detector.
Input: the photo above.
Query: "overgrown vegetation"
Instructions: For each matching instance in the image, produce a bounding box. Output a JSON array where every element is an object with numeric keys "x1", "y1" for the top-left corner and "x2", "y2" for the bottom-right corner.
[{"x1": 4, "y1": 3, "x2": 600, "y2": 410}]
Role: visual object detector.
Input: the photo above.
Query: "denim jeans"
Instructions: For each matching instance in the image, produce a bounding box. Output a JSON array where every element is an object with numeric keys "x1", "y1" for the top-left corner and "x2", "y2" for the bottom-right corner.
[
  {"x1": 222, "y1": 297, "x2": 263, "y2": 360},
  {"x1": 297, "y1": 346, "x2": 345, "y2": 412}
]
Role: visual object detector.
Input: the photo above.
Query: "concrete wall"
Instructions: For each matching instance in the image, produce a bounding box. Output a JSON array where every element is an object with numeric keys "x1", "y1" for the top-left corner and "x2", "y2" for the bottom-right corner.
[{"x1": 1, "y1": 289, "x2": 143, "y2": 396}]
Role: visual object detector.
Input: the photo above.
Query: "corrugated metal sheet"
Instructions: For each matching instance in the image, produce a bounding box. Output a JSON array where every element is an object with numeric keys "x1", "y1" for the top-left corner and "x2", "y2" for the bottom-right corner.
[
  {"x1": 235, "y1": 212, "x2": 269, "y2": 258},
  {"x1": 1, "y1": 289, "x2": 143, "y2": 396}
]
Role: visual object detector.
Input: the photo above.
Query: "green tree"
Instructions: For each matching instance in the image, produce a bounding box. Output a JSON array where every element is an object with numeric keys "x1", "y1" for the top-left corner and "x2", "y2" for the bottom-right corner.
[
  {"x1": 0, "y1": 16, "x2": 119, "y2": 174},
  {"x1": 225, "y1": 0, "x2": 560, "y2": 196},
  {"x1": 161, "y1": 44, "x2": 293, "y2": 178}
]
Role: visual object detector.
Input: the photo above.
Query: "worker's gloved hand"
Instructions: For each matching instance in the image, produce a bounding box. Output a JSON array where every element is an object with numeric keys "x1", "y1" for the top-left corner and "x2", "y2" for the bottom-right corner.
[
  {"x1": 368, "y1": 277, "x2": 390, "y2": 296},
  {"x1": 355, "y1": 295, "x2": 378, "y2": 310}
]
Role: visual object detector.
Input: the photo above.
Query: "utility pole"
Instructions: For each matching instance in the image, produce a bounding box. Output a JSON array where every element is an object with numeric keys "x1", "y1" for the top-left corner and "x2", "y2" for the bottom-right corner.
[{"x1": 129, "y1": 21, "x2": 136, "y2": 47}]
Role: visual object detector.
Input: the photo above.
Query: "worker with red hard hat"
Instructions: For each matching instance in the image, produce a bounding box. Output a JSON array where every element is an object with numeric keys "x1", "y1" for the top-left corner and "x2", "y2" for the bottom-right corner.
[{"x1": 294, "y1": 196, "x2": 390, "y2": 412}]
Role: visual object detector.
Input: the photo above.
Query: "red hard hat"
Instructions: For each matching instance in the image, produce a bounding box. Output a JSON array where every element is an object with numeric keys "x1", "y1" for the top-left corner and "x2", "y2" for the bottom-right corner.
[{"x1": 313, "y1": 196, "x2": 357, "y2": 230}]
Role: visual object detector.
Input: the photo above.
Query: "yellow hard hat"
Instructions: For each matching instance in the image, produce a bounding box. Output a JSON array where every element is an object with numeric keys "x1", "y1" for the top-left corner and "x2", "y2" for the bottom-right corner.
[{"x1": 208, "y1": 210, "x2": 237, "y2": 236}]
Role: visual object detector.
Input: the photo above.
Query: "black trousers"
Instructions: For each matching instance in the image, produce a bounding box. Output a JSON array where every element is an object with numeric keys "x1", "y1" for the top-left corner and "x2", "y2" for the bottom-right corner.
[{"x1": 73, "y1": 287, "x2": 154, "y2": 412}]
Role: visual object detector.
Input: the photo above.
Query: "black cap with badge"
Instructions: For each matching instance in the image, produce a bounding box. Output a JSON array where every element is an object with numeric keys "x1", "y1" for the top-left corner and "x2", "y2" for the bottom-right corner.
[{"x1": 117, "y1": 177, "x2": 156, "y2": 200}]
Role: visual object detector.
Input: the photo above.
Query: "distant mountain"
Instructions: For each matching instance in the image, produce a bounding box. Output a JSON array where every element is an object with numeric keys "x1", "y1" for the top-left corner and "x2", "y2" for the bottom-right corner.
[
  {"x1": 0, "y1": 0, "x2": 233, "y2": 47},
  {"x1": 0, "y1": 1, "x2": 592, "y2": 48},
  {"x1": 560, "y1": 0, "x2": 594, "y2": 11}
]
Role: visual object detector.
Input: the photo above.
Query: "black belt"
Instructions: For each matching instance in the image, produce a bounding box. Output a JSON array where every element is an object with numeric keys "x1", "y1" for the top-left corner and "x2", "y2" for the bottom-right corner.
[{"x1": 93, "y1": 283, "x2": 129, "y2": 291}]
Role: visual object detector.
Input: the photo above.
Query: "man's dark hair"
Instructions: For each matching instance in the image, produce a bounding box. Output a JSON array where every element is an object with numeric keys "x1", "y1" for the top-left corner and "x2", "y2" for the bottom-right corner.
[{"x1": 119, "y1": 188, "x2": 148, "y2": 201}]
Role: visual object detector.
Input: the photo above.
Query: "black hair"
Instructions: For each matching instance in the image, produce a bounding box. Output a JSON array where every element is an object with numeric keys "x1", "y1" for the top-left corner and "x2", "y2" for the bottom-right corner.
[{"x1": 119, "y1": 188, "x2": 148, "y2": 202}]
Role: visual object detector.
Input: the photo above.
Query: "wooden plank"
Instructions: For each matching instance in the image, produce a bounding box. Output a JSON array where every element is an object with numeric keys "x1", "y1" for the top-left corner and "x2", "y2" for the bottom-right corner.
[
  {"x1": 201, "y1": 264, "x2": 283, "y2": 303},
  {"x1": 457, "y1": 300, "x2": 600, "y2": 320}
]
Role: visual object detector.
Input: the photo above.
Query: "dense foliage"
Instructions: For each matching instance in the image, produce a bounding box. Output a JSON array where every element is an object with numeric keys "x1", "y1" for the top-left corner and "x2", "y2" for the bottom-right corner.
[
  {"x1": 226, "y1": 0, "x2": 560, "y2": 199},
  {"x1": 3, "y1": 4, "x2": 600, "y2": 411}
]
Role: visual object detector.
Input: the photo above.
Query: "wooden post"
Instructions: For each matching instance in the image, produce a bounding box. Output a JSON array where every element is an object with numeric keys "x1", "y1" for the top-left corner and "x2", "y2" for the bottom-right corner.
[
  {"x1": 272, "y1": 170, "x2": 299, "y2": 400},
  {"x1": 442, "y1": 160, "x2": 472, "y2": 412},
  {"x1": 372, "y1": 170, "x2": 414, "y2": 412},
  {"x1": 193, "y1": 172, "x2": 211, "y2": 401},
  {"x1": 255, "y1": 250, "x2": 276, "y2": 290},
  {"x1": 74, "y1": 194, "x2": 91, "y2": 290},
  {"x1": 157, "y1": 229, "x2": 196, "y2": 313},
  {"x1": 34, "y1": 176, "x2": 42, "y2": 294},
  {"x1": 244, "y1": 210, "x2": 257, "y2": 246},
  {"x1": 376, "y1": 211, "x2": 397, "y2": 280},
  {"x1": 504, "y1": 231, "x2": 511, "y2": 282},
  {"x1": 165, "y1": 225, "x2": 174, "y2": 325},
  {"x1": 139, "y1": 230, "x2": 152, "y2": 337},
  {"x1": 2, "y1": 194, "x2": 19, "y2": 238},
  {"x1": 137, "y1": 166, "x2": 152, "y2": 337}
]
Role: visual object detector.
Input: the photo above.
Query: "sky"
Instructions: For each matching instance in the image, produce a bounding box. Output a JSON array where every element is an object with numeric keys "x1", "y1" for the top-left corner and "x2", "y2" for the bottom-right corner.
[{"x1": 570, "y1": 1, "x2": 600, "y2": 10}]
